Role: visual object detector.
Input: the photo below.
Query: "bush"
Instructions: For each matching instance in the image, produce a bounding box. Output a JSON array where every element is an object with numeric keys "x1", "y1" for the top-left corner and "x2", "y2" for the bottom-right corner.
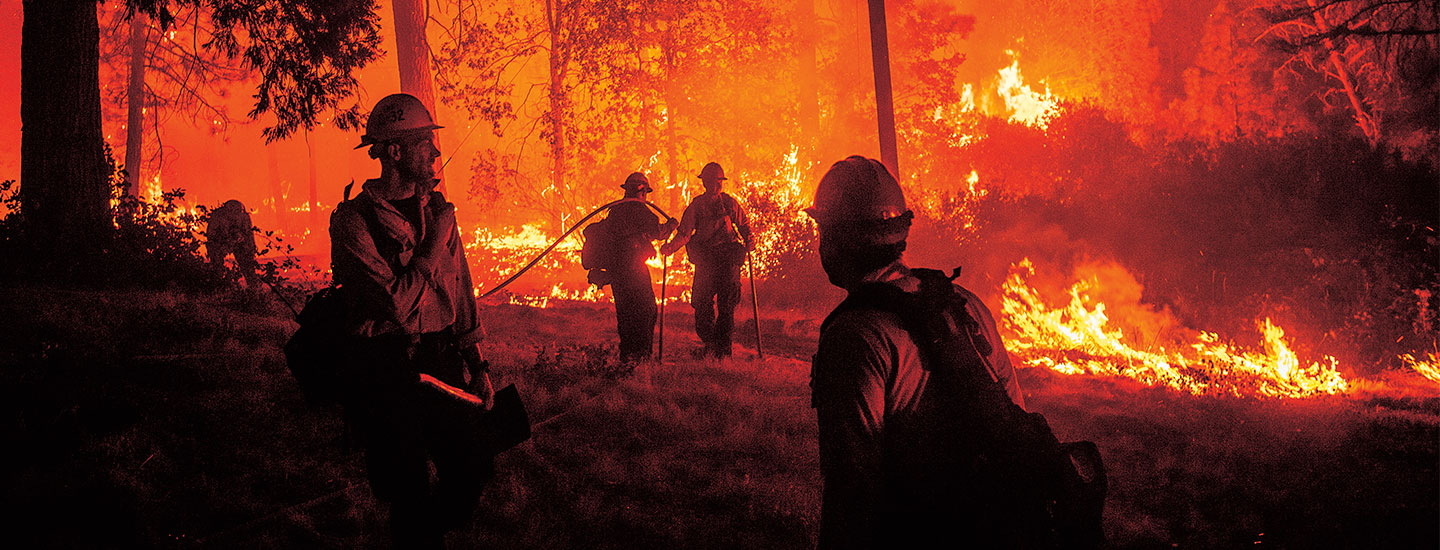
[{"x1": 928, "y1": 104, "x2": 1439, "y2": 374}]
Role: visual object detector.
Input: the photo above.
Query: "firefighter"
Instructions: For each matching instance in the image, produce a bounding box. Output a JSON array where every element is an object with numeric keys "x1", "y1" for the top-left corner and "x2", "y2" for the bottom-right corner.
[
  {"x1": 608, "y1": 172, "x2": 678, "y2": 361},
  {"x1": 807, "y1": 156, "x2": 1031, "y2": 549},
  {"x1": 330, "y1": 93, "x2": 494, "y2": 548},
  {"x1": 205, "y1": 199, "x2": 258, "y2": 284},
  {"x1": 659, "y1": 162, "x2": 752, "y2": 358}
]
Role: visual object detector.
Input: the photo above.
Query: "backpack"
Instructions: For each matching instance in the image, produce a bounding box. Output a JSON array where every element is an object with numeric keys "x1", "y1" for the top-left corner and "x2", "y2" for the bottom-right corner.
[
  {"x1": 686, "y1": 193, "x2": 746, "y2": 266},
  {"x1": 283, "y1": 285, "x2": 350, "y2": 405},
  {"x1": 581, "y1": 216, "x2": 617, "y2": 271},
  {"x1": 817, "y1": 267, "x2": 1107, "y2": 548},
  {"x1": 282, "y1": 183, "x2": 369, "y2": 406}
]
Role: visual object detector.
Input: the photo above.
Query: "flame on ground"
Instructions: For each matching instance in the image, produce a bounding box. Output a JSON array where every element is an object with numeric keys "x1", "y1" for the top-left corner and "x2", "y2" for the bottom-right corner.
[
  {"x1": 1401, "y1": 352, "x2": 1440, "y2": 384},
  {"x1": 1001, "y1": 258, "x2": 1350, "y2": 398}
]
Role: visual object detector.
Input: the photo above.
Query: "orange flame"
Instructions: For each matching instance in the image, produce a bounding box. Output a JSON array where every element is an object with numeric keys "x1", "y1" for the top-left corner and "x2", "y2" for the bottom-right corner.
[
  {"x1": 1001, "y1": 259, "x2": 1349, "y2": 398},
  {"x1": 1401, "y1": 352, "x2": 1440, "y2": 384},
  {"x1": 995, "y1": 53, "x2": 1060, "y2": 128}
]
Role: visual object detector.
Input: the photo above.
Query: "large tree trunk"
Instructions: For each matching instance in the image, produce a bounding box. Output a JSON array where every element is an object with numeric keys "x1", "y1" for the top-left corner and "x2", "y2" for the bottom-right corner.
[
  {"x1": 663, "y1": 28, "x2": 679, "y2": 215},
  {"x1": 797, "y1": 0, "x2": 820, "y2": 162},
  {"x1": 21, "y1": 0, "x2": 110, "y2": 271},
  {"x1": 123, "y1": 11, "x2": 146, "y2": 198},
  {"x1": 867, "y1": 0, "x2": 899, "y2": 176},
  {"x1": 545, "y1": 0, "x2": 568, "y2": 235},
  {"x1": 393, "y1": 0, "x2": 449, "y2": 193}
]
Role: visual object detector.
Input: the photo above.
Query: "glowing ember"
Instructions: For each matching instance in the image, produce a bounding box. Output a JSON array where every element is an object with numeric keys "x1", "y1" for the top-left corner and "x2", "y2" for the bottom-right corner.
[
  {"x1": 506, "y1": 283, "x2": 605, "y2": 308},
  {"x1": 143, "y1": 174, "x2": 164, "y2": 205},
  {"x1": 1001, "y1": 259, "x2": 1350, "y2": 398}
]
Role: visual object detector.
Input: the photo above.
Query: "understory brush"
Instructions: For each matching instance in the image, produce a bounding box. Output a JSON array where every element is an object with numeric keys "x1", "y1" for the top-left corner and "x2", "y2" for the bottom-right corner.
[{"x1": 0, "y1": 291, "x2": 1433, "y2": 548}]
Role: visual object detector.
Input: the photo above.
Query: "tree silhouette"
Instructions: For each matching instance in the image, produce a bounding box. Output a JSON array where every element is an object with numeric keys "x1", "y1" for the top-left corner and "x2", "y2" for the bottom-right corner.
[
  {"x1": 99, "y1": 3, "x2": 250, "y2": 197},
  {"x1": 1261, "y1": 0, "x2": 1439, "y2": 154},
  {"x1": 19, "y1": 0, "x2": 383, "y2": 279},
  {"x1": 432, "y1": 0, "x2": 790, "y2": 232}
]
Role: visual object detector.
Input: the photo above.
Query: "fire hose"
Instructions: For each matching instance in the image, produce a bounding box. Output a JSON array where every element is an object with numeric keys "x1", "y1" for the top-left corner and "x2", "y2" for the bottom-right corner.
[{"x1": 477, "y1": 198, "x2": 675, "y2": 300}]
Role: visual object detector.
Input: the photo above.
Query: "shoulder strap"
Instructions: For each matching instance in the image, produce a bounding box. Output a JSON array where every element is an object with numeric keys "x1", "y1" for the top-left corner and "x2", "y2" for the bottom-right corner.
[
  {"x1": 336, "y1": 182, "x2": 382, "y2": 243},
  {"x1": 821, "y1": 267, "x2": 996, "y2": 386}
]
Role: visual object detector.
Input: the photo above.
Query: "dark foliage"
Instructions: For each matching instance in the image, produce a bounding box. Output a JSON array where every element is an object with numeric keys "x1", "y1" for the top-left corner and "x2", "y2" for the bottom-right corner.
[
  {"x1": 937, "y1": 104, "x2": 1439, "y2": 374},
  {"x1": 0, "y1": 144, "x2": 315, "y2": 300}
]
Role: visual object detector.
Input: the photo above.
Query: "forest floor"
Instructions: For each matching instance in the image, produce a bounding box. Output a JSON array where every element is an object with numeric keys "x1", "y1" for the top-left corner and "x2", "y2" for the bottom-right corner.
[{"x1": 0, "y1": 285, "x2": 1435, "y2": 549}]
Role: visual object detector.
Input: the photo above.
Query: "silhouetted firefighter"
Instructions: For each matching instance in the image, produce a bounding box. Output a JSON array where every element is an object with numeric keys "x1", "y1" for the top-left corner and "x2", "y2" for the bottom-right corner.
[
  {"x1": 807, "y1": 156, "x2": 1106, "y2": 549},
  {"x1": 205, "y1": 199, "x2": 258, "y2": 285},
  {"x1": 585, "y1": 172, "x2": 678, "y2": 361},
  {"x1": 660, "y1": 162, "x2": 752, "y2": 358},
  {"x1": 330, "y1": 93, "x2": 494, "y2": 548}
]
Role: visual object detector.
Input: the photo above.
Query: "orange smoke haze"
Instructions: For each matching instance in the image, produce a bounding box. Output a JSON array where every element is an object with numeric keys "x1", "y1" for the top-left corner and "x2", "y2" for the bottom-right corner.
[{"x1": 1, "y1": 1, "x2": 1434, "y2": 398}]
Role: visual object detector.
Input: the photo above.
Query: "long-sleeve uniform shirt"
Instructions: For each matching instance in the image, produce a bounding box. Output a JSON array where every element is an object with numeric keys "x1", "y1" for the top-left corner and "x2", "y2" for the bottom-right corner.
[
  {"x1": 330, "y1": 180, "x2": 483, "y2": 349},
  {"x1": 811, "y1": 264, "x2": 1023, "y2": 549}
]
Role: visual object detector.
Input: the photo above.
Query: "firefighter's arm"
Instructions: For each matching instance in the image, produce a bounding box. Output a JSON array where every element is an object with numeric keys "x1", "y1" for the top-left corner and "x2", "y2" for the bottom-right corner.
[
  {"x1": 659, "y1": 205, "x2": 696, "y2": 255},
  {"x1": 813, "y1": 315, "x2": 889, "y2": 550},
  {"x1": 330, "y1": 205, "x2": 437, "y2": 327},
  {"x1": 732, "y1": 196, "x2": 753, "y2": 249},
  {"x1": 657, "y1": 216, "x2": 679, "y2": 239}
]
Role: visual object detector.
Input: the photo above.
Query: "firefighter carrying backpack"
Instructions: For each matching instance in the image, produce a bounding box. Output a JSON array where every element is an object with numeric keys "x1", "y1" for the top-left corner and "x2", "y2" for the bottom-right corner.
[
  {"x1": 817, "y1": 267, "x2": 1107, "y2": 549},
  {"x1": 581, "y1": 215, "x2": 617, "y2": 272}
]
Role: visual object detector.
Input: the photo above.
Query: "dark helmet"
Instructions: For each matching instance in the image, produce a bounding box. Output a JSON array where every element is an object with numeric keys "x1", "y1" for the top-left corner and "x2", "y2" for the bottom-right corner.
[
  {"x1": 697, "y1": 162, "x2": 728, "y2": 181},
  {"x1": 621, "y1": 172, "x2": 653, "y2": 193},
  {"x1": 807, "y1": 156, "x2": 912, "y2": 244},
  {"x1": 355, "y1": 93, "x2": 443, "y2": 149}
]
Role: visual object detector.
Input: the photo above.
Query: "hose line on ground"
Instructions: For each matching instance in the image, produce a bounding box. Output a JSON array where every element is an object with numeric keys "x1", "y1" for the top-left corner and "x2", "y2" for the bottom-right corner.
[{"x1": 478, "y1": 199, "x2": 674, "y2": 300}]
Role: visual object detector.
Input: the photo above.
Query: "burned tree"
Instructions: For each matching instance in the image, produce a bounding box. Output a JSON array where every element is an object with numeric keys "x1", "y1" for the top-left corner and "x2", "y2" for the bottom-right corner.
[{"x1": 1262, "y1": 0, "x2": 1440, "y2": 153}]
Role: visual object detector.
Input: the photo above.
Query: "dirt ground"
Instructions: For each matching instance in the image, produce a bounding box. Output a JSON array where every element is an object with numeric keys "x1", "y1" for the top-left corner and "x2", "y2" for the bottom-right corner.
[{"x1": 1, "y1": 287, "x2": 1435, "y2": 548}]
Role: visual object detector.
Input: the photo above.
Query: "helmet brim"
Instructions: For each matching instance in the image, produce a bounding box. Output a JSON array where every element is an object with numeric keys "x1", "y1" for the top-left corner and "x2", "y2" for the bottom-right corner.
[{"x1": 353, "y1": 124, "x2": 445, "y2": 149}]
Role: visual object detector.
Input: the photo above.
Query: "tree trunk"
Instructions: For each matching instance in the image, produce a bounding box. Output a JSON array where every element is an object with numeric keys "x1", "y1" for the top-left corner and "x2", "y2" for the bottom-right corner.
[
  {"x1": 123, "y1": 12, "x2": 146, "y2": 198},
  {"x1": 1308, "y1": 0, "x2": 1379, "y2": 145},
  {"x1": 306, "y1": 129, "x2": 318, "y2": 228},
  {"x1": 545, "y1": 0, "x2": 568, "y2": 235},
  {"x1": 393, "y1": 0, "x2": 449, "y2": 193},
  {"x1": 867, "y1": 0, "x2": 899, "y2": 176},
  {"x1": 663, "y1": 28, "x2": 679, "y2": 215},
  {"x1": 21, "y1": 0, "x2": 110, "y2": 271},
  {"x1": 267, "y1": 146, "x2": 287, "y2": 234},
  {"x1": 797, "y1": 0, "x2": 820, "y2": 161}
]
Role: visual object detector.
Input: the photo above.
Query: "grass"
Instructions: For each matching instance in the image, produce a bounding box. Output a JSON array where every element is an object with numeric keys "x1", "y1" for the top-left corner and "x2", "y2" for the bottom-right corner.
[{"x1": 0, "y1": 287, "x2": 1434, "y2": 548}]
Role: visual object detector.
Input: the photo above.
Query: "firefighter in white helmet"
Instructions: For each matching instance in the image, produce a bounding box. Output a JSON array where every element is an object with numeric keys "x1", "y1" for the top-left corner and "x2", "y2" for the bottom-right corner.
[
  {"x1": 807, "y1": 156, "x2": 1033, "y2": 548},
  {"x1": 331, "y1": 92, "x2": 493, "y2": 547}
]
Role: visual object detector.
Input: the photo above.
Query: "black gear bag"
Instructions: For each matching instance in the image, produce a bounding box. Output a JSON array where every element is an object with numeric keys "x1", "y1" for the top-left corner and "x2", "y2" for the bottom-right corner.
[{"x1": 283, "y1": 285, "x2": 350, "y2": 406}]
